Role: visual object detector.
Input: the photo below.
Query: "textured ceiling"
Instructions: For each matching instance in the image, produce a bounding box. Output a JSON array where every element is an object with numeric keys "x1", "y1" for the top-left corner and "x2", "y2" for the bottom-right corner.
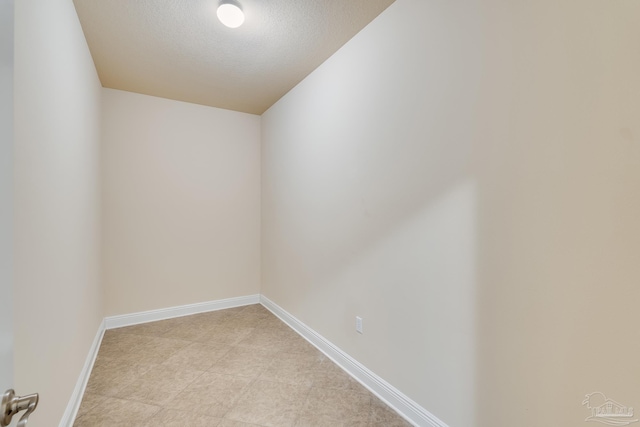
[{"x1": 73, "y1": 0, "x2": 395, "y2": 115}]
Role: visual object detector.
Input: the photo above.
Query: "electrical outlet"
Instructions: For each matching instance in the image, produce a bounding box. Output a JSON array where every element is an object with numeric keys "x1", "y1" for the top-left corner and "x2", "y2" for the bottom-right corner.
[{"x1": 356, "y1": 316, "x2": 363, "y2": 334}]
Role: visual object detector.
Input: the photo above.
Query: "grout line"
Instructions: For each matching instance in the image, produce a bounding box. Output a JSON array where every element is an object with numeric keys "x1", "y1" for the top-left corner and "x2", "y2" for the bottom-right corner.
[
  {"x1": 73, "y1": 301, "x2": 418, "y2": 427},
  {"x1": 259, "y1": 295, "x2": 445, "y2": 427}
]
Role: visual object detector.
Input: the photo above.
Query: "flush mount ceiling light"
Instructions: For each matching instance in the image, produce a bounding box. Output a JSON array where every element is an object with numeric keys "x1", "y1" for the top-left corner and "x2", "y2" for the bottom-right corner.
[{"x1": 217, "y1": 2, "x2": 244, "y2": 28}]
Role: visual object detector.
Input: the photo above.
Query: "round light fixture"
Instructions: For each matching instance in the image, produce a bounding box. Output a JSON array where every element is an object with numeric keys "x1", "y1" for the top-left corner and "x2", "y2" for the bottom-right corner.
[{"x1": 217, "y1": 3, "x2": 244, "y2": 28}]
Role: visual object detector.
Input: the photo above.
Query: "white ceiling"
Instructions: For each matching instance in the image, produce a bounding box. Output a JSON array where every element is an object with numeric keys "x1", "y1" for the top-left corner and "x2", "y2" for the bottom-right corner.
[{"x1": 73, "y1": 0, "x2": 395, "y2": 115}]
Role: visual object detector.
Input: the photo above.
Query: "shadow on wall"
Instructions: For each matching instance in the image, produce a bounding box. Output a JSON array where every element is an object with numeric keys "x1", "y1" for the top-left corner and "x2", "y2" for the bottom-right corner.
[
  {"x1": 259, "y1": 1, "x2": 484, "y2": 425},
  {"x1": 312, "y1": 178, "x2": 478, "y2": 425},
  {"x1": 262, "y1": 68, "x2": 480, "y2": 425},
  {"x1": 262, "y1": 0, "x2": 640, "y2": 426}
]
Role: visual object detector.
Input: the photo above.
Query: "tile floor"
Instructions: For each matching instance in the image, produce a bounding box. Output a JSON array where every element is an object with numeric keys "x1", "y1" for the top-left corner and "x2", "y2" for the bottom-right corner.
[{"x1": 73, "y1": 304, "x2": 413, "y2": 427}]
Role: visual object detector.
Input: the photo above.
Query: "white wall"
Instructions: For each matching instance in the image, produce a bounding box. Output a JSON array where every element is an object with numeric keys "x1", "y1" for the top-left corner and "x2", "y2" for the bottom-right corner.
[
  {"x1": 262, "y1": 0, "x2": 479, "y2": 424},
  {"x1": 0, "y1": 0, "x2": 14, "y2": 391},
  {"x1": 13, "y1": 0, "x2": 103, "y2": 424},
  {"x1": 262, "y1": 0, "x2": 640, "y2": 426},
  {"x1": 102, "y1": 89, "x2": 261, "y2": 316}
]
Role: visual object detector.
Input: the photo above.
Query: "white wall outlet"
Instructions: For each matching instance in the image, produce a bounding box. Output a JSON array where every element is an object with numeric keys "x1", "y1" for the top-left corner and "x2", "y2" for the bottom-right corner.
[{"x1": 356, "y1": 316, "x2": 363, "y2": 334}]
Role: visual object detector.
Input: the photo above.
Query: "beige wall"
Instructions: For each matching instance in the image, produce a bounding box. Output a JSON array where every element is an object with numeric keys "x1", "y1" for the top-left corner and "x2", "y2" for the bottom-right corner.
[
  {"x1": 9, "y1": 0, "x2": 639, "y2": 425},
  {"x1": 13, "y1": 0, "x2": 103, "y2": 425},
  {"x1": 0, "y1": 0, "x2": 14, "y2": 391},
  {"x1": 102, "y1": 88, "x2": 261, "y2": 316},
  {"x1": 475, "y1": 1, "x2": 640, "y2": 426},
  {"x1": 262, "y1": 0, "x2": 640, "y2": 426}
]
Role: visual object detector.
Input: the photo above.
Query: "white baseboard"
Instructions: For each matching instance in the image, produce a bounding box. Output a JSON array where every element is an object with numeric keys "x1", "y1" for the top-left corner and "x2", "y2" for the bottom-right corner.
[
  {"x1": 259, "y1": 295, "x2": 448, "y2": 427},
  {"x1": 63, "y1": 295, "x2": 260, "y2": 426},
  {"x1": 104, "y1": 294, "x2": 261, "y2": 329},
  {"x1": 63, "y1": 293, "x2": 445, "y2": 427},
  {"x1": 58, "y1": 320, "x2": 105, "y2": 427}
]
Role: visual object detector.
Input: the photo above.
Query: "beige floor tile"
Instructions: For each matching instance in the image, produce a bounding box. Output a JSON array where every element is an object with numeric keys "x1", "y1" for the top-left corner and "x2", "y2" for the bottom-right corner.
[
  {"x1": 255, "y1": 316, "x2": 292, "y2": 333},
  {"x1": 161, "y1": 320, "x2": 220, "y2": 342},
  {"x1": 294, "y1": 387, "x2": 371, "y2": 427},
  {"x1": 116, "y1": 317, "x2": 185, "y2": 337},
  {"x1": 96, "y1": 333, "x2": 191, "y2": 365},
  {"x1": 236, "y1": 328, "x2": 299, "y2": 353},
  {"x1": 222, "y1": 314, "x2": 268, "y2": 329},
  {"x1": 239, "y1": 304, "x2": 271, "y2": 314},
  {"x1": 141, "y1": 408, "x2": 222, "y2": 426},
  {"x1": 236, "y1": 304, "x2": 271, "y2": 317},
  {"x1": 225, "y1": 306, "x2": 275, "y2": 328},
  {"x1": 259, "y1": 352, "x2": 323, "y2": 387},
  {"x1": 118, "y1": 364, "x2": 204, "y2": 405},
  {"x1": 309, "y1": 359, "x2": 368, "y2": 392},
  {"x1": 75, "y1": 393, "x2": 109, "y2": 419},
  {"x1": 188, "y1": 309, "x2": 239, "y2": 324},
  {"x1": 96, "y1": 331, "x2": 146, "y2": 360},
  {"x1": 271, "y1": 325, "x2": 301, "y2": 340},
  {"x1": 85, "y1": 356, "x2": 155, "y2": 397},
  {"x1": 163, "y1": 341, "x2": 232, "y2": 370},
  {"x1": 216, "y1": 419, "x2": 264, "y2": 427},
  {"x1": 282, "y1": 336, "x2": 321, "y2": 356},
  {"x1": 123, "y1": 335, "x2": 192, "y2": 364},
  {"x1": 208, "y1": 345, "x2": 275, "y2": 378},
  {"x1": 73, "y1": 396, "x2": 161, "y2": 427},
  {"x1": 172, "y1": 372, "x2": 252, "y2": 418},
  {"x1": 225, "y1": 379, "x2": 311, "y2": 427},
  {"x1": 370, "y1": 397, "x2": 414, "y2": 426},
  {"x1": 215, "y1": 306, "x2": 246, "y2": 316},
  {"x1": 198, "y1": 324, "x2": 256, "y2": 346},
  {"x1": 77, "y1": 305, "x2": 410, "y2": 427}
]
